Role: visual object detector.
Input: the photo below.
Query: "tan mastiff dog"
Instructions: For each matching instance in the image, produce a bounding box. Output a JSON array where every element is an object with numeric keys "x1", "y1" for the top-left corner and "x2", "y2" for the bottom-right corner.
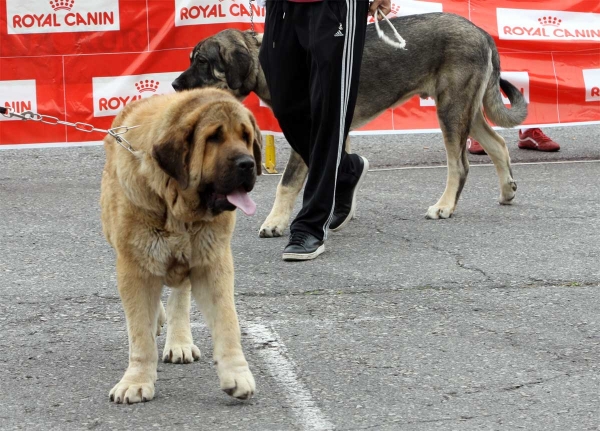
[{"x1": 100, "y1": 88, "x2": 261, "y2": 404}]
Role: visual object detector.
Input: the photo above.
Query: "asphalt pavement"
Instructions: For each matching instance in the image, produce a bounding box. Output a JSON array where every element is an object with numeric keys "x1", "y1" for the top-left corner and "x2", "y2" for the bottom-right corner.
[{"x1": 1, "y1": 124, "x2": 599, "y2": 430}]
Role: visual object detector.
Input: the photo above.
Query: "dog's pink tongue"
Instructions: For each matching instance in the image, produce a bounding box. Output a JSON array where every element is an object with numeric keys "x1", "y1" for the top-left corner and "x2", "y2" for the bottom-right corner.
[{"x1": 226, "y1": 189, "x2": 257, "y2": 216}]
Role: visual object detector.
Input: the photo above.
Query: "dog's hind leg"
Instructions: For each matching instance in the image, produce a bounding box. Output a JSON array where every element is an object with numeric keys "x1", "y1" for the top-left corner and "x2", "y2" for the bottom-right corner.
[
  {"x1": 162, "y1": 281, "x2": 201, "y2": 364},
  {"x1": 470, "y1": 110, "x2": 517, "y2": 204},
  {"x1": 344, "y1": 135, "x2": 351, "y2": 153},
  {"x1": 426, "y1": 96, "x2": 472, "y2": 219},
  {"x1": 156, "y1": 301, "x2": 166, "y2": 336},
  {"x1": 259, "y1": 134, "x2": 354, "y2": 237},
  {"x1": 259, "y1": 149, "x2": 307, "y2": 238}
]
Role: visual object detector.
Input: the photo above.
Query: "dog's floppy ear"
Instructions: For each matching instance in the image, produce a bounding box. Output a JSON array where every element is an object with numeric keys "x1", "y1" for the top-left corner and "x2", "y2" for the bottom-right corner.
[
  {"x1": 248, "y1": 112, "x2": 263, "y2": 176},
  {"x1": 220, "y1": 43, "x2": 252, "y2": 90},
  {"x1": 152, "y1": 112, "x2": 199, "y2": 189},
  {"x1": 153, "y1": 140, "x2": 191, "y2": 189}
]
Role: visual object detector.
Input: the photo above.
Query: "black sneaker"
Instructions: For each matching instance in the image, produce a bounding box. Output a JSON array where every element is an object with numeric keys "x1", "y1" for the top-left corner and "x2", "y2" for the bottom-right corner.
[
  {"x1": 282, "y1": 231, "x2": 325, "y2": 261},
  {"x1": 329, "y1": 156, "x2": 369, "y2": 232}
]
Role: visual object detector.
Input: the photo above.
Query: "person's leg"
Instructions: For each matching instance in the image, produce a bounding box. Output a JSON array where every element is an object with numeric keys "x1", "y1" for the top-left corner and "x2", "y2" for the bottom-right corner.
[
  {"x1": 288, "y1": 0, "x2": 369, "y2": 245},
  {"x1": 259, "y1": 1, "x2": 312, "y2": 165},
  {"x1": 260, "y1": 1, "x2": 327, "y2": 261}
]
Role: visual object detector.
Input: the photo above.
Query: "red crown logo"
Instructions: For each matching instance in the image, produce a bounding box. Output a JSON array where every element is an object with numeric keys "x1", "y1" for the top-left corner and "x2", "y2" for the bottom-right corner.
[
  {"x1": 49, "y1": 0, "x2": 75, "y2": 11},
  {"x1": 538, "y1": 16, "x2": 562, "y2": 27},
  {"x1": 135, "y1": 80, "x2": 160, "y2": 93}
]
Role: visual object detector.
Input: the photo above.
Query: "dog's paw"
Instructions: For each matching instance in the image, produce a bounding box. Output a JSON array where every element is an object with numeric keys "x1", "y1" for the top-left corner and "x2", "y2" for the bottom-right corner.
[
  {"x1": 426, "y1": 205, "x2": 454, "y2": 219},
  {"x1": 109, "y1": 378, "x2": 155, "y2": 404},
  {"x1": 259, "y1": 218, "x2": 286, "y2": 238},
  {"x1": 499, "y1": 180, "x2": 517, "y2": 205},
  {"x1": 163, "y1": 342, "x2": 201, "y2": 364},
  {"x1": 218, "y1": 362, "x2": 256, "y2": 400}
]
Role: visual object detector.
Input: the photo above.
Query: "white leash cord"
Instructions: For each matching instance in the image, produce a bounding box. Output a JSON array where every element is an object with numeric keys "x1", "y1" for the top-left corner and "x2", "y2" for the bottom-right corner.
[
  {"x1": 373, "y1": 8, "x2": 406, "y2": 49},
  {"x1": 254, "y1": 2, "x2": 405, "y2": 49}
]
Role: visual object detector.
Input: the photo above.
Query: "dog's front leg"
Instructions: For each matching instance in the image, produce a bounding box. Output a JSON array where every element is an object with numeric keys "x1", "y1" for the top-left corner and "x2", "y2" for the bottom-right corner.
[
  {"x1": 259, "y1": 149, "x2": 307, "y2": 238},
  {"x1": 109, "y1": 257, "x2": 163, "y2": 404},
  {"x1": 190, "y1": 252, "x2": 255, "y2": 400}
]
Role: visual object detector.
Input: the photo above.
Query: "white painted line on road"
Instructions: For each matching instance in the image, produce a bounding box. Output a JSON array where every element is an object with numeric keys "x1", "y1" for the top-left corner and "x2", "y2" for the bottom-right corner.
[
  {"x1": 371, "y1": 159, "x2": 600, "y2": 172},
  {"x1": 0, "y1": 141, "x2": 104, "y2": 150},
  {"x1": 244, "y1": 322, "x2": 335, "y2": 431},
  {"x1": 347, "y1": 120, "x2": 600, "y2": 135}
]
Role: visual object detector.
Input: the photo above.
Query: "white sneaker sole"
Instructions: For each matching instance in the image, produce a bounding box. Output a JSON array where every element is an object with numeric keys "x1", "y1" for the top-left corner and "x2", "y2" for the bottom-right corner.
[
  {"x1": 282, "y1": 244, "x2": 325, "y2": 261},
  {"x1": 330, "y1": 156, "x2": 369, "y2": 232}
]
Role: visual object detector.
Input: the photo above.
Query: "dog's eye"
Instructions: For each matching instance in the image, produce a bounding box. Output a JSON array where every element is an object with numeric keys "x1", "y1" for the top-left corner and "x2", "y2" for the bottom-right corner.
[
  {"x1": 242, "y1": 131, "x2": 251, "y2": 144},
  {"x1": 191, "y1": 53, "x2": 207, "y2": 65},
  {"x1": 206, "y1": 127, "x2": 223, "y2": 144}
]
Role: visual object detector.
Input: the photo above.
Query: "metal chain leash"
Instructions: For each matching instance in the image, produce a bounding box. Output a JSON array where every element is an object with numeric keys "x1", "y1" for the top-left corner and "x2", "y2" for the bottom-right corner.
[
  {"x1": 0, "y1": 106, "x2": 138, "y2": 153},
  {"x1": 249, "y1": 0, "x2": 255, "y2": 37}
]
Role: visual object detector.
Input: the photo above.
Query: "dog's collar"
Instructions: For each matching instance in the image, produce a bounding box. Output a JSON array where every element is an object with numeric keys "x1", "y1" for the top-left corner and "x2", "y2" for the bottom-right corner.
[{"x1": 108, "y1": 125, "x2": 141, "y2": 154}]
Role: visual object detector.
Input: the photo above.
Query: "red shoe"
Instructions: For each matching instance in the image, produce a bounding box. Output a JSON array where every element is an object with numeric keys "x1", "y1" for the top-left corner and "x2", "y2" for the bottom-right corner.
[
  {"x1": 517, "y1": 128, "x2": 560, "y2": 151},
  {"x1": 467, "y1": 137, "x2": 486, "y2": 155}
]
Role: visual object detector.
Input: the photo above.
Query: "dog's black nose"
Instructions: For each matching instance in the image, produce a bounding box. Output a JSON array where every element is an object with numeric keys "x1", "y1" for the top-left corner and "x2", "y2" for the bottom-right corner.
[
  {"x1": 235, "y1": 155, "x2": 255, "y2": 172},
  {"x1": 172, "y1": 80, "x2": 182, "y2": 92}
]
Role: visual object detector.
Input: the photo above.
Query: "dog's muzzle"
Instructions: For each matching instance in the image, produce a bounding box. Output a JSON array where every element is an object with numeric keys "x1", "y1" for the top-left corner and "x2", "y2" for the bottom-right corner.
[{"x1": 202, "y1": 155, "x2": 257, "y2": 216}]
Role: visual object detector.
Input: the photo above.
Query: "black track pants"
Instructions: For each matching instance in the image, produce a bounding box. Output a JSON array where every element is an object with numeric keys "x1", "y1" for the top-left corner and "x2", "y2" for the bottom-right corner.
[{"x1": 259, "y1": 0, "x2": 369, "y2": 241}]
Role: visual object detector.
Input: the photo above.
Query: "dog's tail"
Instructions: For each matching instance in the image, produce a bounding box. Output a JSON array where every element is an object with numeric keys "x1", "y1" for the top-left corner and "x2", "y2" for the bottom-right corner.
[{"x1": 482, "y1": 46, "x2": 528, "y2": 128}]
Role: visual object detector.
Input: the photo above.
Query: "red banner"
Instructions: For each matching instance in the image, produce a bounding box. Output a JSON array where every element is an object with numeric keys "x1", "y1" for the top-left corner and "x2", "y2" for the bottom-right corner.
[{"x1": 1, "y1": 0, "x2": 599, "y2": 147}]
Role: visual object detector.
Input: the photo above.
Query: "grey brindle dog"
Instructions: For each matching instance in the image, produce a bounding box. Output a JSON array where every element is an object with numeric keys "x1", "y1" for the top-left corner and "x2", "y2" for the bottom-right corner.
[{"x1": 173, "y1": 13, "x2": 527, "y2": 237}]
